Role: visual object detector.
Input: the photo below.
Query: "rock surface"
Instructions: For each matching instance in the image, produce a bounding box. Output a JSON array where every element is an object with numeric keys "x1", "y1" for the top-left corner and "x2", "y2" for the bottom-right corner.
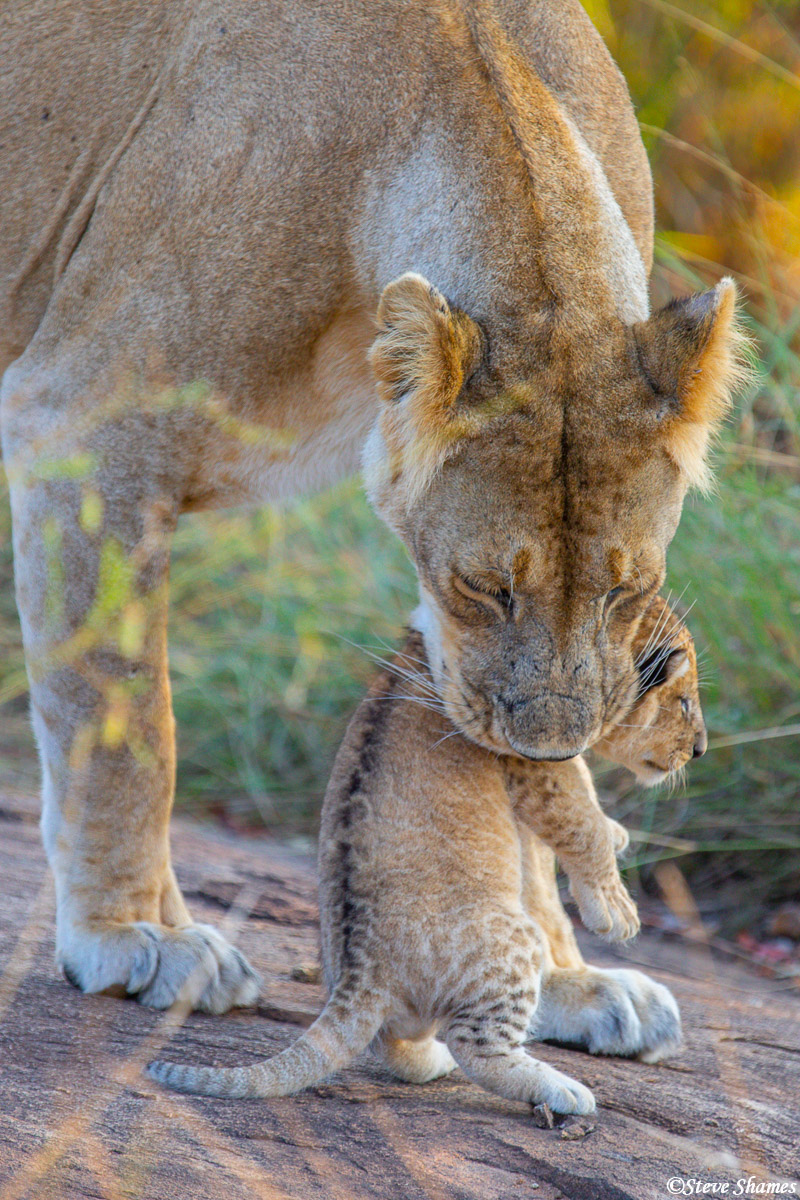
[{"x1": 1, "y1": 790, "x2": 798, "y2": 1200}]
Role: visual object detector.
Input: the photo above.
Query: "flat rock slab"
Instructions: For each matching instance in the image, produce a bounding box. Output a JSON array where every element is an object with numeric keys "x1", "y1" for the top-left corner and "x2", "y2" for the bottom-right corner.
[{"x1": 1, "y1": 791, "x2": 798, "y2": 1200}]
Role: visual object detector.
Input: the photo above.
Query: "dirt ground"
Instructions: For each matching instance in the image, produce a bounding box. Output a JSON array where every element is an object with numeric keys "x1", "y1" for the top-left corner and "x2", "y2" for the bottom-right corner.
[{"x1": 1, "y1": 789, "x2": 798, "y2": 1200}]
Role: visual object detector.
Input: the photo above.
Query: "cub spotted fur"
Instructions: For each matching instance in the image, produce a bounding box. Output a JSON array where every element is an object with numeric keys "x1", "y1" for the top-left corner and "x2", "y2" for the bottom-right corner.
[{"x1": 148, "y1": 598, "x2": 702, "y2": 1110}]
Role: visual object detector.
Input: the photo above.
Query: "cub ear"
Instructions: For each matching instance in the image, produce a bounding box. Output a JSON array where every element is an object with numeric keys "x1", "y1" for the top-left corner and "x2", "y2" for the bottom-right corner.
[
  {"x1": 634, "y1": 278, "x2": 751, "y2": 490},
  {"x1": 369, "y1": 273, "x2": 484, "y2": 420},
  {"x1": 638, "y1": 644, "x2": 689, "y2": 695},
  {"x1": 662, "y1": 647, "x2": 690, "y2": 684}
]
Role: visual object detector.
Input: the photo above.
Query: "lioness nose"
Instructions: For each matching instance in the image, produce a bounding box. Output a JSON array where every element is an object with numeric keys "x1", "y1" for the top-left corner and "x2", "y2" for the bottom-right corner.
[{"x1": 693, "y1": 734, "x2": 707, "y2": 758}]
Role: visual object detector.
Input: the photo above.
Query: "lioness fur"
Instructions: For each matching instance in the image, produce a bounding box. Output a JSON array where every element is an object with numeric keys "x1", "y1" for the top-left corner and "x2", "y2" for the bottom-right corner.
[
  {"x1": 148, "y1": 596, "x2": 700, "y2": 1105},
  {"x1": 1, "y1": 0, "x2": 746, "y2": 1012}
]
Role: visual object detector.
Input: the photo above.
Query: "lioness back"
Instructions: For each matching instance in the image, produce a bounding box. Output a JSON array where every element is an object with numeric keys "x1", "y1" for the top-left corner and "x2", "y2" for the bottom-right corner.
[{"x1": 0, "y1": 0, "x2": 650, "y2": 374}]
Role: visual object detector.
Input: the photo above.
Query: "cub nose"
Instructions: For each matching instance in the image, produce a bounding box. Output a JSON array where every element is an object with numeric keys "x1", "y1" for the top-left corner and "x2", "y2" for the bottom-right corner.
[{"x1": 692, "y1": 732, "x2": 707, "y2": 758}]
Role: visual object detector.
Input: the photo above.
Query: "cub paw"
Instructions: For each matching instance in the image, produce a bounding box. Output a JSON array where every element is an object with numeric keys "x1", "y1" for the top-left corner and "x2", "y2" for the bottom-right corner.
[
  {"x1": 569, "y1": 873, "x2": 640, "y2": 943},
  {"x1": 601, "y1": 968, "x2": 682, "y2": 1062},
  {"x1": 530, "y1": 1062, "x2": 596, "y2": 1115},
  {"x1": 58, "y1": 921, "x2": 261, "y2": 1013},
  {"x1": 608, "y1": 818, "x2": 630, "y2": 855}
]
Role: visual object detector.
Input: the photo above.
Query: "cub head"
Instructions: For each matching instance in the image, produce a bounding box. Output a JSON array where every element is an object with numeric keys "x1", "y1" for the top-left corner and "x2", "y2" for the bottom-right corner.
[
  {"x1": 594, "y1": 595, "x2": 706, "y2": 785},
  {"x1": 364, "y1": 272, "x2": 745, "y2": 761}
]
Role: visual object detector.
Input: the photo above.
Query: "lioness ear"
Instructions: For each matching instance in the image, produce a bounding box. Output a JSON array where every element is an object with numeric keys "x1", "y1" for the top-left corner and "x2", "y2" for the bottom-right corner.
[
  {"x1": 634, "y1": 278, "x2": 750, "y2": 491},
  {"x1": 369, "y1": 273, "x2": 484, "y2": 420},
  {"x1": 364, "y1": 274, "x2": 486, "y2": 517}
]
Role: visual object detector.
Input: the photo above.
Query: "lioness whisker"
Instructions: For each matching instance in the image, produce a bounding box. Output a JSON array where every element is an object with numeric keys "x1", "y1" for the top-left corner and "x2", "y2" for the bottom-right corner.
[
  {"x1": 376, "y1": 694, "x2": 447, "y2": 715},
  {"x1": 429, "y1": 728, "x2": 464, "y2": 751},
  {"x1": 635, "y1": 586, "x2": 691, "y2": 665}
]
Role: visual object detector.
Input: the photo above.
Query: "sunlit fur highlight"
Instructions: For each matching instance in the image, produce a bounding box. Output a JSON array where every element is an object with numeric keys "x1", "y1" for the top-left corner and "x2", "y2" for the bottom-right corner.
[
  {"x1": 461, "y1": 0, "x2": 648, "y2": 323},
  {"x1": 660, "y1": 278, "x2": 754, "y2": 493},
  {"x1": 366, "y1": 274, "x2": 752, "y2": 528}
]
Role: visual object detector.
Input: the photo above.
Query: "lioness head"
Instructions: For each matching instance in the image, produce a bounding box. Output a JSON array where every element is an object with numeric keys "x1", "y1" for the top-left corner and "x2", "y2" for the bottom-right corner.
[{"x1": 364, "y1": 273, "x2": 746, "y2": 760}]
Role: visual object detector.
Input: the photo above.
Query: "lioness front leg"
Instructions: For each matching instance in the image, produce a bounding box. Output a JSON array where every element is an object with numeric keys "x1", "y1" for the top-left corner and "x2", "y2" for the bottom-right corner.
[{"x1": 1, "y1": 373, "x2": 259, "y2": 1012}]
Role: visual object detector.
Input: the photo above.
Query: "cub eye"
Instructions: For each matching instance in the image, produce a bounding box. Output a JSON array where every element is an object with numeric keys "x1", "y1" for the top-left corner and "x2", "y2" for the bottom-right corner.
[
  {"x1": 603, "y1": 585, "x2": 625, "y2": 614},
  {"x1": 680, "y1": 697, "x2": 690, "y2": 716}
]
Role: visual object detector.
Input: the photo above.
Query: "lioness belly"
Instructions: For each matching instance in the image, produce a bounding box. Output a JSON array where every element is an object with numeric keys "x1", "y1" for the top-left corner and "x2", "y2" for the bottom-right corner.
[{"x1": 182, "y1": 307, "x2": 379, "y2": 509}]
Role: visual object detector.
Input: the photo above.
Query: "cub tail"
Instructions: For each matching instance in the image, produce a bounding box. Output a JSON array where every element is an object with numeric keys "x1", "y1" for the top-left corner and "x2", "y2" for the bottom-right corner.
[{"x1": 147, "y1": 974, "x2": 386, "y2": 1098}]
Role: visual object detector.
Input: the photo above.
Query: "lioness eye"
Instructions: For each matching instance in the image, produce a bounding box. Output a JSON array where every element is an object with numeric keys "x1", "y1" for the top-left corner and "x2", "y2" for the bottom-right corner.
[
  {"x1": 453, "y1": 573, "x2": 513, "y2": 616},
  {"x1": 680, "y1": 697, "x2": 690, "y2": 716}
]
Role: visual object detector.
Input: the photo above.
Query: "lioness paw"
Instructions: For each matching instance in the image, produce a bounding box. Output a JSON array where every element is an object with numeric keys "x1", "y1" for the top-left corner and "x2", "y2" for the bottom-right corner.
[
  {"x1": 533, "y1": 966, "x2": 682, "y2": 1061},
  {"x1": 569, "y1": 874, "x2": 640, "y2": 943},
  {"x1": 58, "y1": 921, "x2": 261, "y2": 1013}
]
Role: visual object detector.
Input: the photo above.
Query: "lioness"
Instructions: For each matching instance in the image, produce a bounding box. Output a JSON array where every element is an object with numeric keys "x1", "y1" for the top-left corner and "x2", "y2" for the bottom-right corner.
[
  {"x1": 147, "y1": 597, "x2": 703, "y2": 1106},
  {"x1": 1, "y1": 0, "x2": 744, "y2": 1016}
]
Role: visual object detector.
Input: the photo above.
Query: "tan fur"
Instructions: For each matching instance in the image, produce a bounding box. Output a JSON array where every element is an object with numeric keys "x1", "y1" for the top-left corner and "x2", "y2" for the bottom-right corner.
[
  {"x1": 508, "y1": 594, "x2": 704, "y2": 941},
  {"x1": 149, "y1": 635, "x2": 594, "y2": 1110},
  {"x1": 149, "y1": 612, "x2": 698, "y2": 1101},
  {"x1": 506, "y1": 757, "x2": 638, "y2": 945},
  {"x1": 526, "y1": 596, "x2": 702, "y2": 1062},
  {"x1": 0, "y1": 1, "x2": 744, "y2": 1011}
]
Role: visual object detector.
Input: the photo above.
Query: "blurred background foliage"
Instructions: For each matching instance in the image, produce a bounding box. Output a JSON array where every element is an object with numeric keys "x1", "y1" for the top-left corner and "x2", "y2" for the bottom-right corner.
[{"x1": 0, "y1": 0, "x2": 798, "y2": 922}]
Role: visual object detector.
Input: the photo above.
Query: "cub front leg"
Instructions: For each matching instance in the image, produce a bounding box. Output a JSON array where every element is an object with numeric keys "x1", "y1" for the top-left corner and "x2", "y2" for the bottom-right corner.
[
  {"x1": 1, "y1": 370, "x2": 259, "y2": 1012},
  {"x1": 563, "y1": 846, "x2": 640, "y2": 943},
  {"x1": 509, "y1": 756, "x2": 639, "y2": 943},
  {"x1": 518, "y1": 830, "x2": 584, "y2": 970}
]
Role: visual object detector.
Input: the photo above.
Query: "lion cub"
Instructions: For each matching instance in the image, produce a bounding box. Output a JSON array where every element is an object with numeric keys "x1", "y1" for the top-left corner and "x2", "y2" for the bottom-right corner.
[{"x1": 149, "y1": 598, "x2": 702, "y2": 1114}]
